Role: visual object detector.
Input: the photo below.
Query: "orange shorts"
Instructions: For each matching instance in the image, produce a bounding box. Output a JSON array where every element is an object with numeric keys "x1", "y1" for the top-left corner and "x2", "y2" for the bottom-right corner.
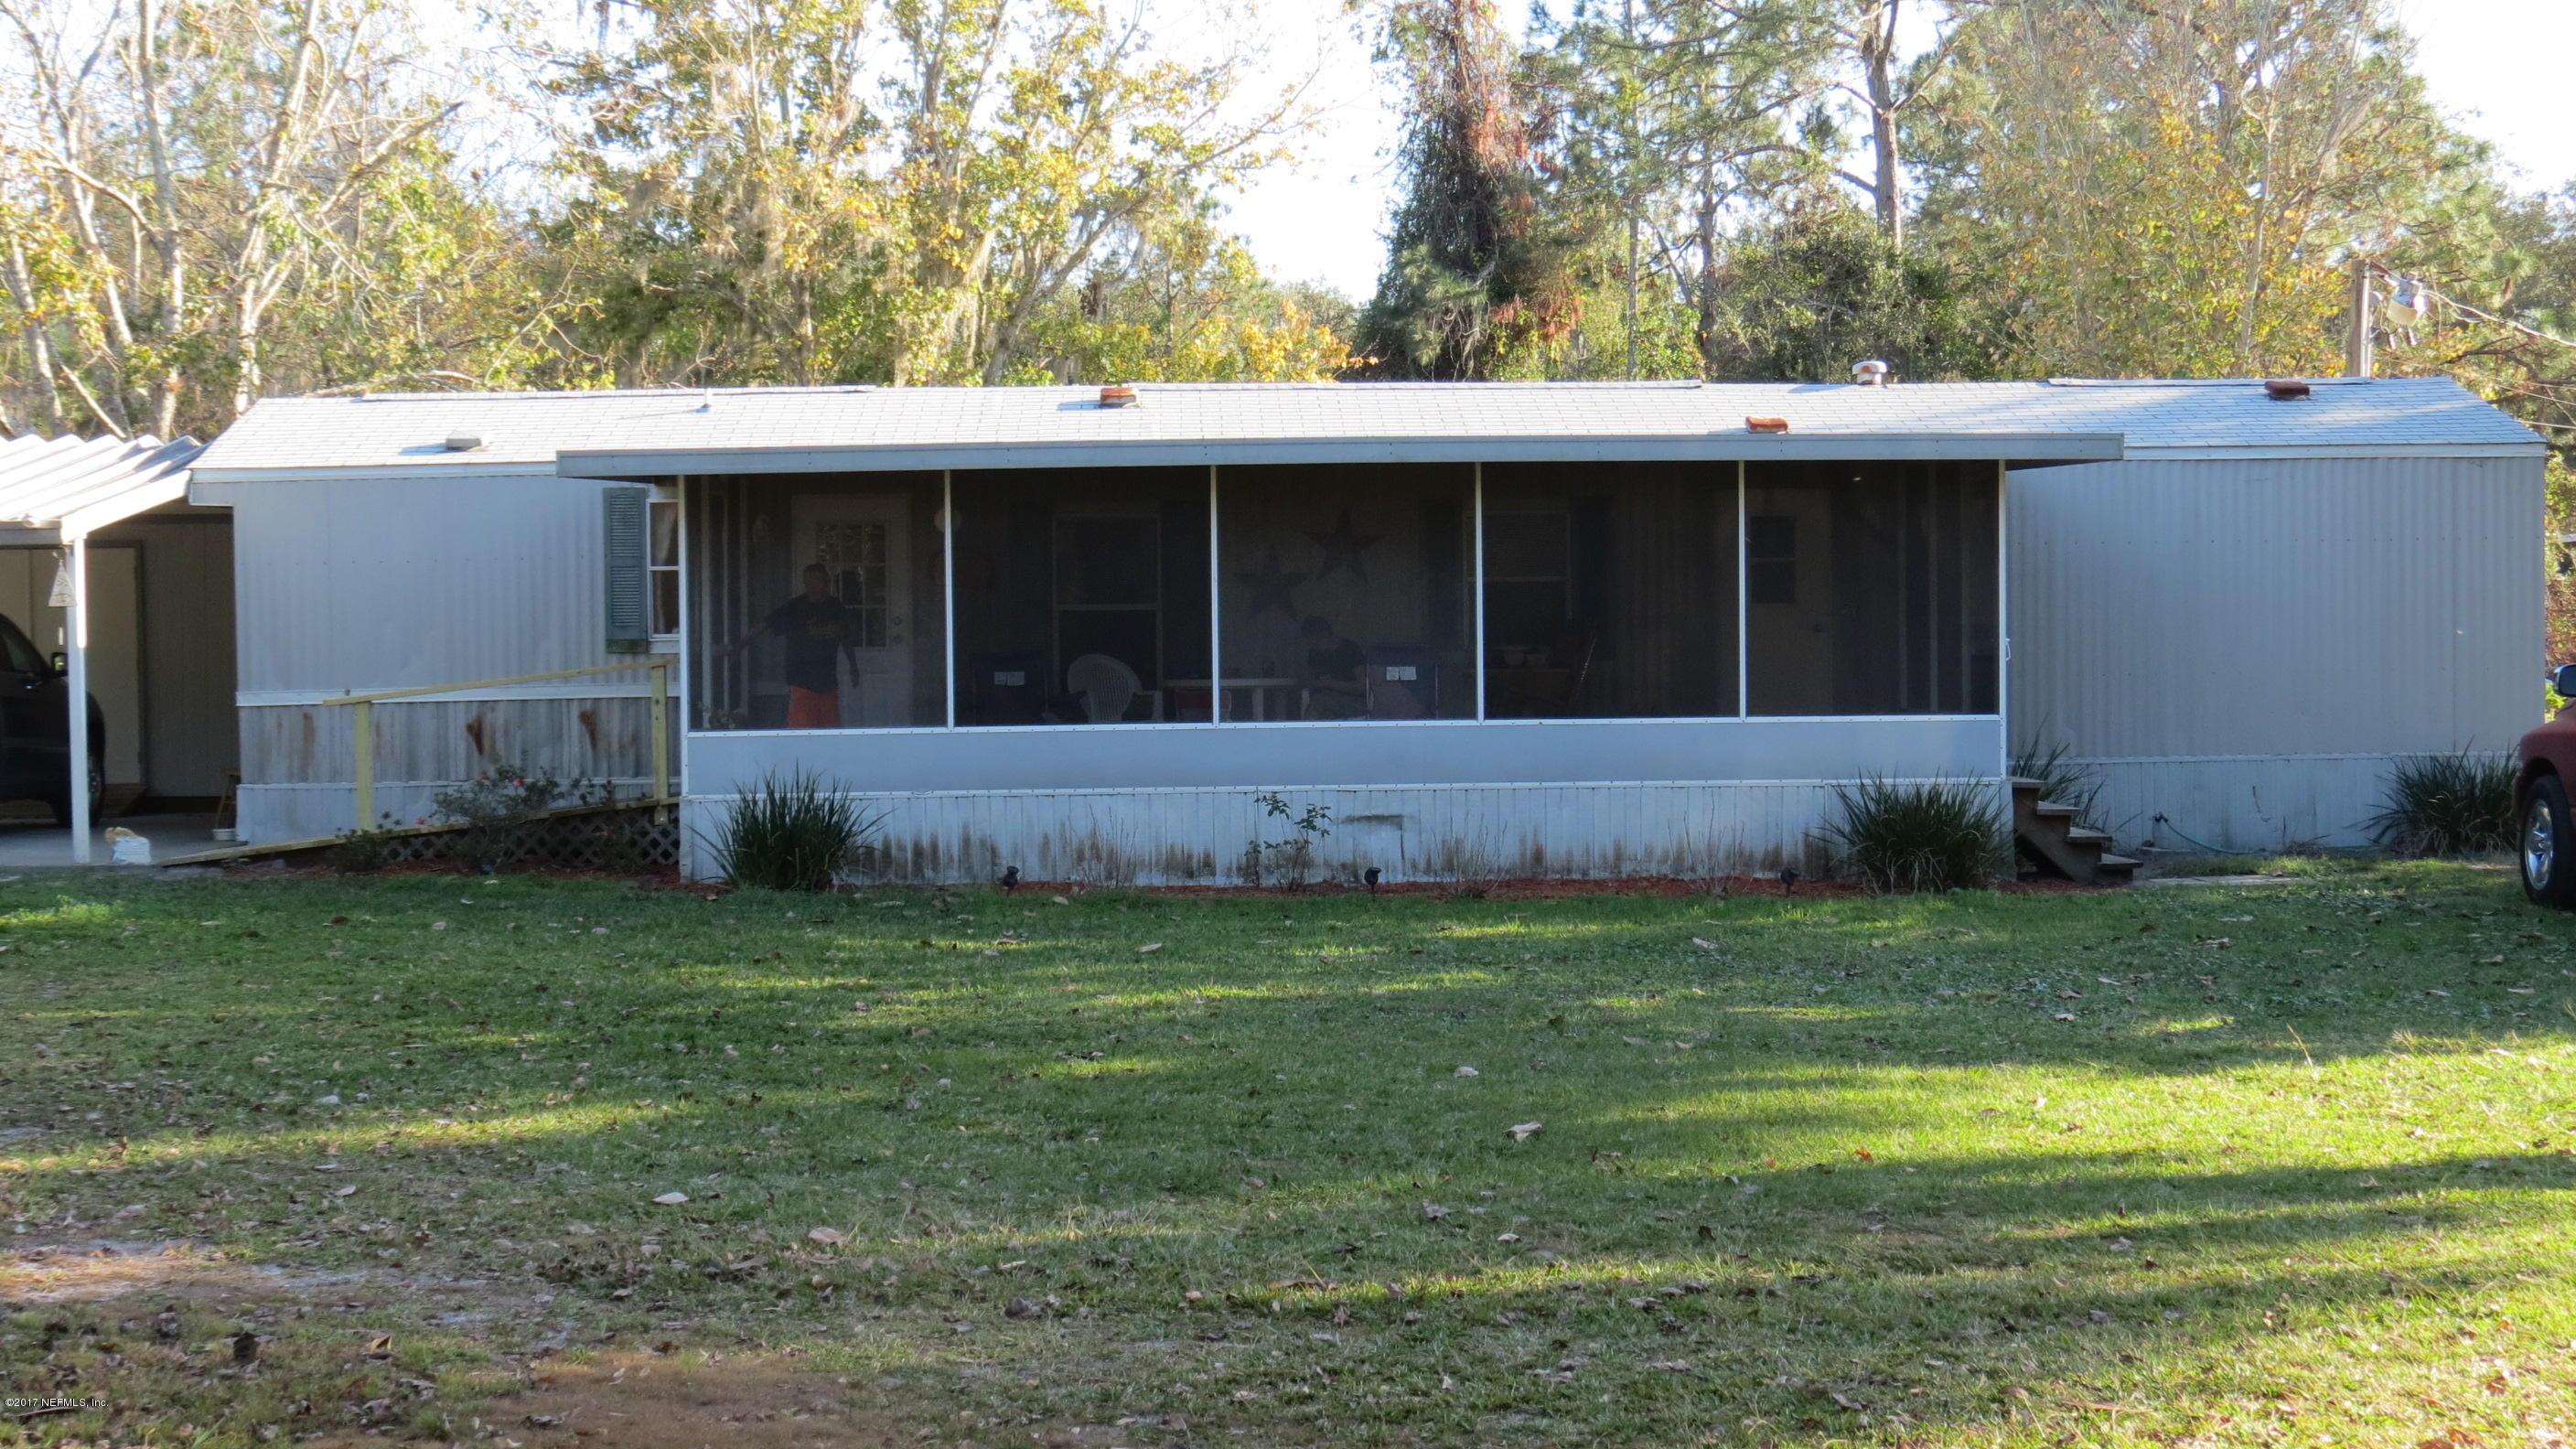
[{"x1": 786, "y1": 686, "x2": 843, "y2": 729}]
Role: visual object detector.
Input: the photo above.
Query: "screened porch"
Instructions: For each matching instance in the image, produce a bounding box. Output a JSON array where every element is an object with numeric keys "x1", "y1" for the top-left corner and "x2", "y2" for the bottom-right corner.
[{"x1": 681, "y1": 458, "x2": 2002, "y2": 738}]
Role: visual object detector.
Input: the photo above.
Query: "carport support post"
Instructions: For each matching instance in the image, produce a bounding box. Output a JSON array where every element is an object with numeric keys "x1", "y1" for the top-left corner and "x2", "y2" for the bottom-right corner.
[{"x1": 65, "y1": 533, "x2": 91, "y2": 864}]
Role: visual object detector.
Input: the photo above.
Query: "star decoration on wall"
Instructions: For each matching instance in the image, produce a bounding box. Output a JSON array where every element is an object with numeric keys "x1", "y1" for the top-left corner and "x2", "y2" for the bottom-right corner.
[
  {"x1": 1306, "y1": 508, "x2": 1384, "y2": 583},
  {"x1": 1232, "y1": 543, "x2": 1309, "y2": 621}
]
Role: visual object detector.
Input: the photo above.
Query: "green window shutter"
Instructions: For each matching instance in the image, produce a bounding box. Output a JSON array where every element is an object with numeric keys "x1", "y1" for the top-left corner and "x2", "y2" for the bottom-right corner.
[{"x1": 603, "y1": 485, "x2": 650, "y2": 653}]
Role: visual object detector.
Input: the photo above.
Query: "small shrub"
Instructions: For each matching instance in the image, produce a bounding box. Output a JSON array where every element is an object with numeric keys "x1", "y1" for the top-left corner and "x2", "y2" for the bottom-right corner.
[
  {"x1": 1820, "y1": 778, "x2": 2005, "y2": 893},
  {"x1": 433, "y1": 765, "x2": 602, "y2": 873},
  {"x1": 1241, "y1": 792, "x2": 1332, "y2": 889},
  {"x1": 2368, "y1": 751, "x2": 2517, "y2": 856},
  {"x1": 328, "y1": 815, "x2": 405, "y2": 873},
  {"x1": 2011, "y1": 740, "x2": 2103, "y2": 829},
  {"x1": 712, "y1": 771, "x2": 881, "y2": 891}
]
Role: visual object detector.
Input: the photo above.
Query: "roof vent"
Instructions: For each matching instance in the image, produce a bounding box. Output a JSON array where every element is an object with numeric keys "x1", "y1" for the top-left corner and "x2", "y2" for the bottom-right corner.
[
  {"x1": 1852, "y1": 359, "x2": 1891, "y2": 386},
  {"x1": 1099, "y1": 383, "x2": 1139, "y2": 408},
  {"x1": 2262, "y1": 378, "x2": 2312, "y2": 401},
  {"x1": 1745, "y1": 415, "x2": 1790, "y2": 434},
  {"x1": 443, "y1": 434, "x2": 484, "y2": 452}
]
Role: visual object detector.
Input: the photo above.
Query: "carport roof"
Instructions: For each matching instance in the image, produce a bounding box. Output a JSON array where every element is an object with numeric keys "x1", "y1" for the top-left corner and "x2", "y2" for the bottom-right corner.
[
  {"x1": 188, "y1": 375, "x2": 2544, "y2": 483},
  {"x1": 0, "y1": 433, "x2": 203, "y2": 539}
]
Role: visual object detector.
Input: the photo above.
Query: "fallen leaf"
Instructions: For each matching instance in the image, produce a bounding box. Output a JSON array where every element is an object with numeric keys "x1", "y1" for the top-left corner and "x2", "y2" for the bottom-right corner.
[
  {"x1": 1138, "y1": 942, "x2": 1164, "y2": 954},
  {"x1": 1690, "y1": 938, "x2": 1719, "y2": 950},
  {"x1": 1508, "y1": 1121, "x2": 1544, "y2": 1141},
  {"x1": 1004, "y1": 1297, "x2": 1043, "y2": 1320},
  {"x1": 808, "y1": 1227, "x2": 847, "y2": 1246},
  {"x1": 1051, "y1": 896, "x2": 1071, "y2": 906},
  {"x1": 652, "y1": 1191, "x2": 690, "y2": 1206},
  {"x1": 333, "y1": 1185, "x2": 357, "y2": 1198},
  {"x1": 2053, "y1": 1012, "x2": 2078, "y2": 1022}
]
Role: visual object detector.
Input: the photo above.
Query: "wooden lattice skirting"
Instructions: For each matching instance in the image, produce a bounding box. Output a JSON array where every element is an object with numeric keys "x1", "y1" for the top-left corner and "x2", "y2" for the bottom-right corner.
[{"x1": 370, "y1": 804, "x2": 680, "y2": 871}]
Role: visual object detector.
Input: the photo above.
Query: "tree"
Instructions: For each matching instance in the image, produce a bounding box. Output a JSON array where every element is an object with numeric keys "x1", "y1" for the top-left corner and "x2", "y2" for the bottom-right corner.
[
  {"x1": 0, "y1": 0, "x2": 551, "y2": 437},
  {"x1": 1913, "y1": 0, "x2": 2465, "y2": 378},
  {"x1": 1014, "y1": 212, "x2": 1350, "y2": 382},
  {"x1": 547, "y1": 0, "x2": 1312, "y2": 388},
  {"x1": 1825, "y1": 0, "x2": 1967, "y2": 244},
  {"x1": 1701, "y1": 197, "x2": 1983, "y2": 380},
  {"x1": 1529, "y1": 0, "x2": 1840, "y2": 377},
  {"x1": 1353, "y1": 0, "x2": 1582, "y2": 379}
]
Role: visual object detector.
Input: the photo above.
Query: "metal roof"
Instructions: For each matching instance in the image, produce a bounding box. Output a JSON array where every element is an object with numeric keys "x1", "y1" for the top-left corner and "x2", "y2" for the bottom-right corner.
[
  {"x1": 0, "y1": 433, "x2": 203, "y2": 537},
  {"x1": 187, "y1": 376, "x2": 2543, "y2": 483}
]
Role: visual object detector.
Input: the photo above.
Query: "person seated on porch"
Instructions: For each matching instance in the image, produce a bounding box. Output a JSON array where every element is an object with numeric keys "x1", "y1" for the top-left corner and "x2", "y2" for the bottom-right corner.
[
  {"x1": 727, "y1": 563, "x2": 857, "y2": 729},
  {"x1": 1299, "y1": 615, "x2": 1367, "y2": 720}
]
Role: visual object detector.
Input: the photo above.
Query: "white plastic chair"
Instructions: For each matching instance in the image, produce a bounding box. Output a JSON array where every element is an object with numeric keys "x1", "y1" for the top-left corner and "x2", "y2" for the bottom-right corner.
[{"x1": 1067, "y1": 653, "x2": 1154, "y2": 723}]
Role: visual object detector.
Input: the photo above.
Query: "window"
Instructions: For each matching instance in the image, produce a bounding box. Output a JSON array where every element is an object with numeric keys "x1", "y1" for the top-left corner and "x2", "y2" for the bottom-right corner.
[
  {"x1": 0, "y1": 612, "x2": 43, "y2": 676},
  {"x1": 1746, "y1": 514, "x2": 1797, "y2": 606},
  {"x1": 811, "y1": 516, "x2": 892, "y2": 648},
  {"x1": 1744, "y1": 461, "x2": 1998, "y2": 716},
  {"x1": 1218, "y1": 464, "x2": 1474, "y2": 721},
  {"x1": 950, "y1": 469, "x2": 1210, "y2": 724},
  {"x1": 649, "y1": 492, "x2": 681, "y2": 639},
  {"x1": 686, "y1": 473, "x2": 949, "y2": 729},
  {"x1": 1481, "y1": 462, "x2": 1738, "y2": 719}
]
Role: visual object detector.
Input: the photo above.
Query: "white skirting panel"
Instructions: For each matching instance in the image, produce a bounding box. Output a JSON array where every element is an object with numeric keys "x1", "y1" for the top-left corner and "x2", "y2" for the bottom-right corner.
[
  {"x1": 2073, "y1": 754, "x2": 2421, "y2": 854},
  {"x1": 680, "y1": 779, "x2": 1916, "y2": 886},
  {"x1": 677, "y1": 715, "x2": 2008, "y2": 884}
]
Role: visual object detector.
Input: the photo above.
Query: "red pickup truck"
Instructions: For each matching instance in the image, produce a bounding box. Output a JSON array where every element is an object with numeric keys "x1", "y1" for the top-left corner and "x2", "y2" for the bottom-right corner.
[{"x1": 2519, "y1": 663, "x2": 2576, "y2": 905}]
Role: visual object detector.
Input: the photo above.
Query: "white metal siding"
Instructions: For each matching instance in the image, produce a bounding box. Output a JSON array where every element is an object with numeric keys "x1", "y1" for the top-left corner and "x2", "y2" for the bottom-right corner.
[
  {"x1": 686, "y1": 715, "x2": 2002, "y2": 796},
  {"x1": 681, "y1": 780, "x2": 1883, "y2": 886},
  {"x1": 2010, "y1": 455, "x2": 2543, "y2": 849},
  {"x1": 242, "y1": 697, "x2": 664, "y2": 787},
  {"x1": 678, "y1": 716, "x2": 2004, "y2": 883},
  {"x1": 230, "y1": 474, "x2": 623, "y2": 695}
]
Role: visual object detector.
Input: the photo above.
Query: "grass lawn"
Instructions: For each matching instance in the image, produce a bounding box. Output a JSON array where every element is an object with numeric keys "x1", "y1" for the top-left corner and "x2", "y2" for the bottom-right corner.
[{"x1": 3, "y1": 863, "x2": 2573, "y2": 1448}]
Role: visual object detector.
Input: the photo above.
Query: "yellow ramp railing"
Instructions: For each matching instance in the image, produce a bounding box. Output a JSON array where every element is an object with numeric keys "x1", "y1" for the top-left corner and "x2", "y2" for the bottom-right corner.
[{"x1": 318, "y1": 659, "x2": 672, "y2": 832}]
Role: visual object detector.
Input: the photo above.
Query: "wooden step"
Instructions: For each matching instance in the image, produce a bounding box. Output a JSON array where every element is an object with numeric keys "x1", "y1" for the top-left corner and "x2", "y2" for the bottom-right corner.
[{"x1": 2014, "y1": 820, "x2": 2135, "y2": 886}]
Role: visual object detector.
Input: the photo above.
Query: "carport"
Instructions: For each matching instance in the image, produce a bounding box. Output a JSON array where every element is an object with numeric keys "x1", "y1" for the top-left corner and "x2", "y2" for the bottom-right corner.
[{"x1": 0, "y1": 433, "x2": 233, "y2": 863}]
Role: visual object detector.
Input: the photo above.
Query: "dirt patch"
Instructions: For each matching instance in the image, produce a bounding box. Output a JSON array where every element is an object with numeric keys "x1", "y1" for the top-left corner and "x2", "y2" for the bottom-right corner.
[
  {"x1": 0, "y1": 1237, "x2": 383, "y2": 1306},
  {"x1": 357, "y1": 1350, "x2": 910, "y2": 1449},
  {"x1": 464, "y1": 1352, "x2": 1229, "y2": 1449}
]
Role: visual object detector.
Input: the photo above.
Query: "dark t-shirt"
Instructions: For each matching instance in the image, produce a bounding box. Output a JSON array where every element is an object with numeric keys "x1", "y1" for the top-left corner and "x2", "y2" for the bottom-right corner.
[
  {"x1": 768, "y1": 595, "x2": 853, "y2": 693},
  {"x1": 1306, "y1": 638, "x2": 1364, "y2": 692}
]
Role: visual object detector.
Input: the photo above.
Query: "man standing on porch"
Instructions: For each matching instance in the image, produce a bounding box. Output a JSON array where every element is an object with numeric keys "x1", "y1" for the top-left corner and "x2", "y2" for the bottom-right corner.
[{"x1": 729, "y1": 563, "x2": 858, "y2": 728}]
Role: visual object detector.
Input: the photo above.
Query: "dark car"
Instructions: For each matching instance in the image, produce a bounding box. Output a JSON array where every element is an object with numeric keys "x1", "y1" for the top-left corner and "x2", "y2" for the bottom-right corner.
[{"x1": 0, "y1": 610, "x2": 104, "y2": 826}]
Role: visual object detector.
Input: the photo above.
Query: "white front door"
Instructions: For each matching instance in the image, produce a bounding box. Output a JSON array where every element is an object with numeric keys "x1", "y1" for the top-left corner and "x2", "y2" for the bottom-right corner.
[{"x1": 791, "y1": 496, "x2": 911, "y2": 727}]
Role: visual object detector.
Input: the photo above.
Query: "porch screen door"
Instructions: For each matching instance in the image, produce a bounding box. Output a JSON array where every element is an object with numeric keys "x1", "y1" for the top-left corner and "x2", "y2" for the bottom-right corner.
[{"x1": 791, "y1": 496, "x2": 912, "y2": 727}]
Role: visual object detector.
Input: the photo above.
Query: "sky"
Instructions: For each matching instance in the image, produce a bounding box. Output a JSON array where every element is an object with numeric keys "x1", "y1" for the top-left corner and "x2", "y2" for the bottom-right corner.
[{"x1": 1217, "y1": 0, "x2": 2576, "y2": 304}]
